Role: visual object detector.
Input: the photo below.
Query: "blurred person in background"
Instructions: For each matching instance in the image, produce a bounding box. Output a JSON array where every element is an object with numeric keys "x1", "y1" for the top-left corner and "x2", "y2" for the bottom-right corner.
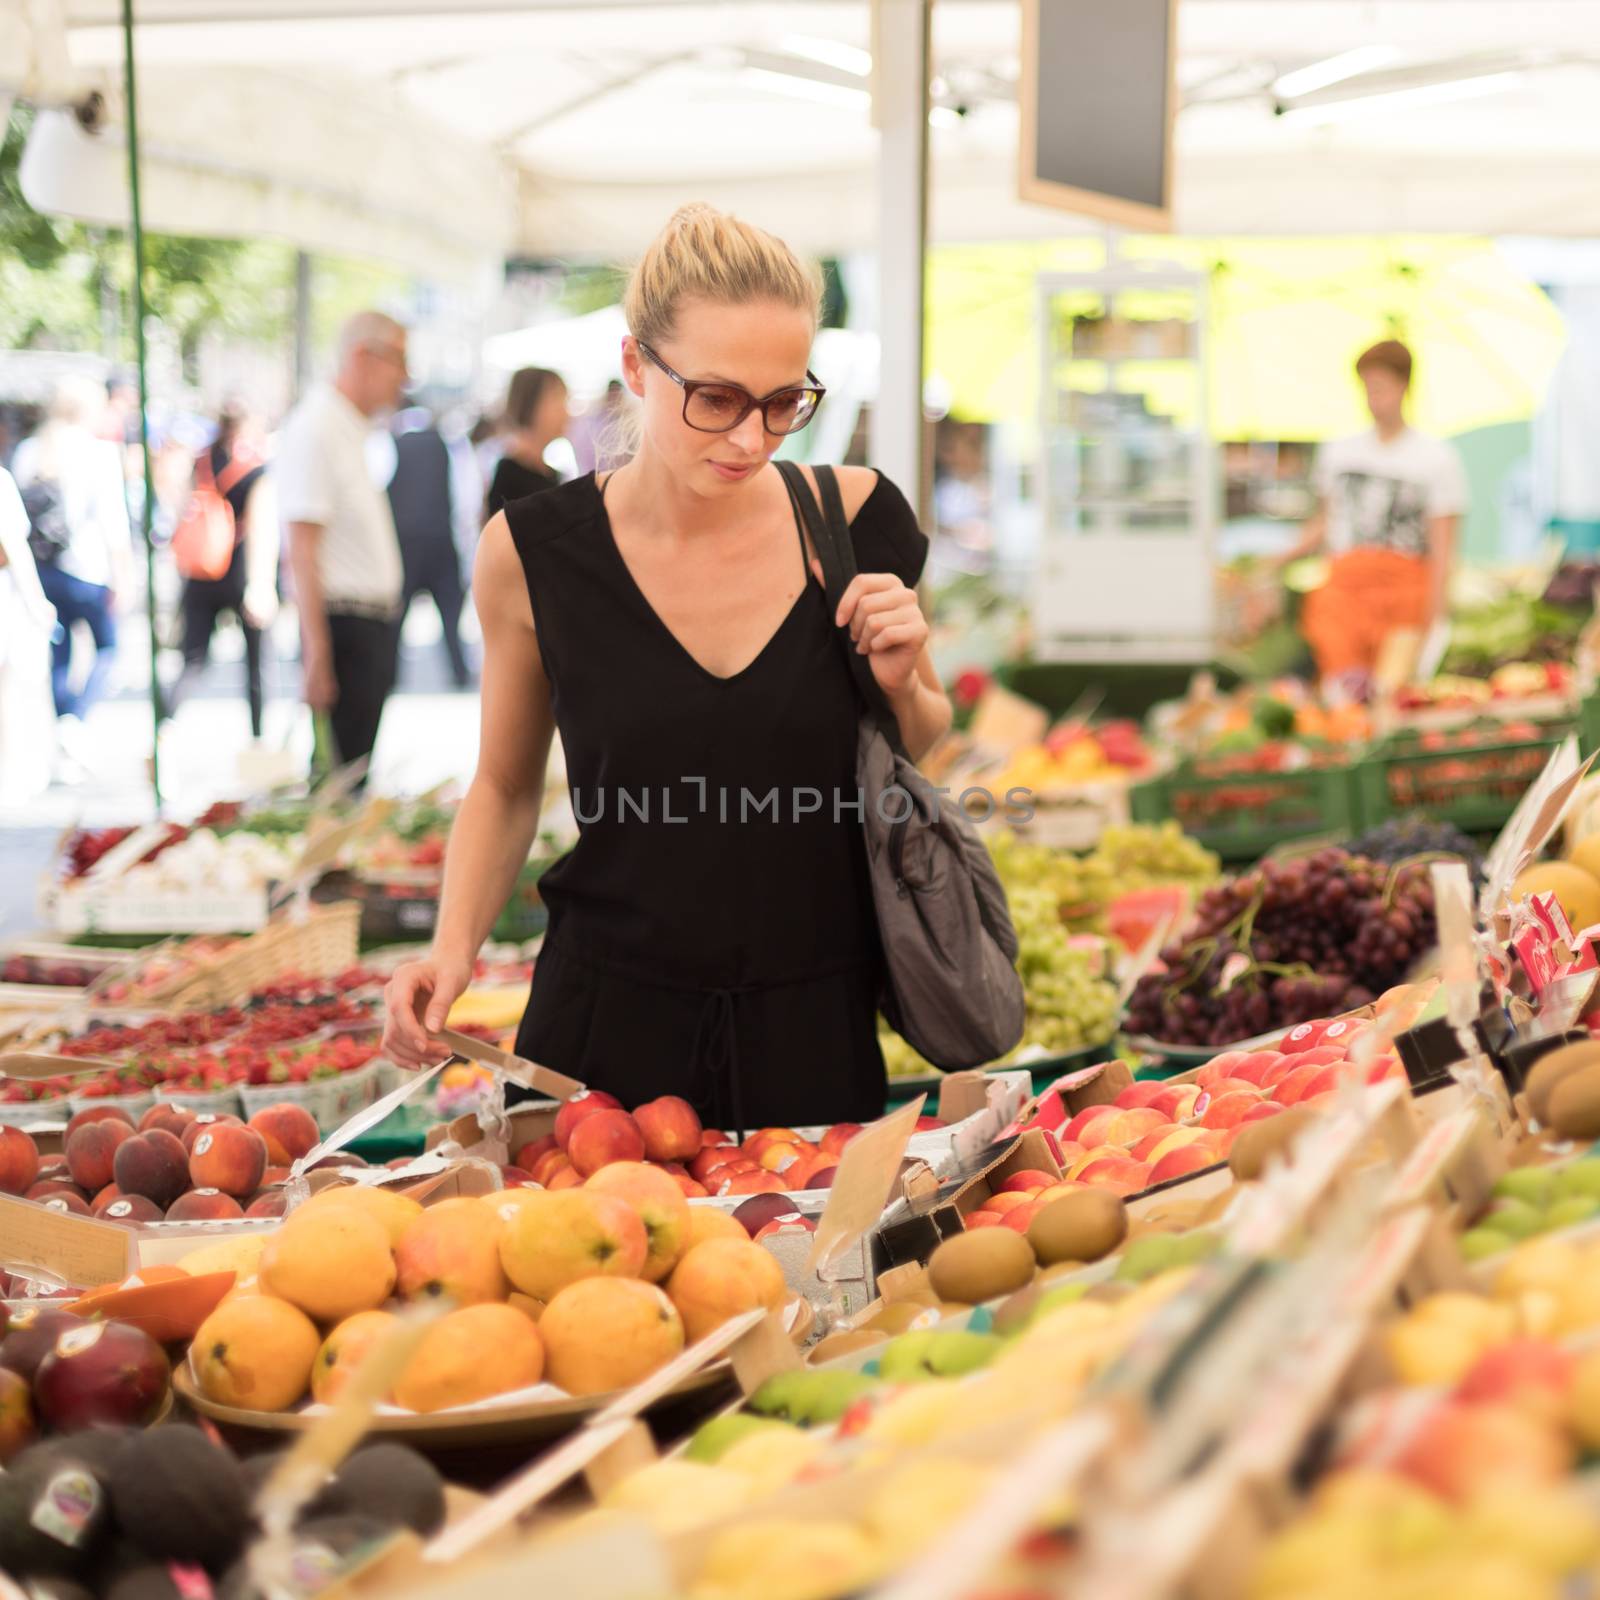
[
  {"x1": 277, "y1": 310, "x2": 407, "y2": 776},
  {"x1": 568, "y1": 378, "x2": 631, "y2": 476},
  {"x1": 0, "y1": 465, "x2": 58, "y2": 805},
  {"x1": 389, "y1": 403, "x2": 476, "y2": 689},
  {"x1": 1276, "y1": 339, "x2": 1467, "y2": 696},
  {"x1": 486, "y1": 367, "x2": 569, "y2": 517},
  {"x1": 165, "y1": 405, "x2": 279, "y2": 740},
  {"x1": 10, "y1": 376, "x2": 134, "y2": 777}
]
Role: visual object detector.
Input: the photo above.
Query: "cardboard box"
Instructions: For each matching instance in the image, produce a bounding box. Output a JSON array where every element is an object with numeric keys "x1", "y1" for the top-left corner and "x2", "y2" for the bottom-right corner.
[
  {"x1": 996, "y1": 1059, "x2": 1134, "y2": 1149},
  {"x1": 948, "y1": 1129, "x2": 1064, "y2": 1220}
]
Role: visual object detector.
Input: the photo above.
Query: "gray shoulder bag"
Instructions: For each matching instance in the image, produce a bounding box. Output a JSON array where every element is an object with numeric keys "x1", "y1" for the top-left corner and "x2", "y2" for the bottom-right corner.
[{"x1": 777, "y1": 461, "x2": 1026, "y2": 1070}]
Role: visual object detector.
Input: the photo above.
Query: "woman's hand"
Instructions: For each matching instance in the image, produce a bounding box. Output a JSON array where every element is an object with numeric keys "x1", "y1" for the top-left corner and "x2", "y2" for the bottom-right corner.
[
  {"x1": 383, "y1": 953, "x2": 474, "y2": 1070},
  {"x1": 817, "y1": 563, "x2": 931, "y2": 697}
]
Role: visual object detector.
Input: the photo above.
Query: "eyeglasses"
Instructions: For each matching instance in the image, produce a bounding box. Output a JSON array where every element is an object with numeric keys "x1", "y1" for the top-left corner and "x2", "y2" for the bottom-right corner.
[{"x1": 636, "y1": 342, "x2": 825, "y2": 436}]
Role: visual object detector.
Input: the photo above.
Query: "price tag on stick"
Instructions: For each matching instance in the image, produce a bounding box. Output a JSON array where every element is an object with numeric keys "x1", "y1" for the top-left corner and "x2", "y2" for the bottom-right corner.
[{"x1": 806, "y1": 1095, "x2": 924, "y2": 1278}]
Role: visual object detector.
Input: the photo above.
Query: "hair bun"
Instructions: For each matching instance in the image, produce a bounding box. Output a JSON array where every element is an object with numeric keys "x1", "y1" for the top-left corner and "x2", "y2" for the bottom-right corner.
[{"x1": 667, "y1": 202, "x2": 719, "y2": 229}]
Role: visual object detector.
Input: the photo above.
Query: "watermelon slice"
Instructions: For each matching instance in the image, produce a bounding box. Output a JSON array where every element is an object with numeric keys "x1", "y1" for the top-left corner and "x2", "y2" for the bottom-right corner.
[{"x1": 1108, "y1": 886, "x2": 1191, "y2": 953}]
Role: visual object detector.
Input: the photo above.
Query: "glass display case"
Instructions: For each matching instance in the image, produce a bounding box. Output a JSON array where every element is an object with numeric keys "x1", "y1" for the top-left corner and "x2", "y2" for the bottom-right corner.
[{"x1": 1031, "y1": 267, "x2": 1217, "y2": 661}]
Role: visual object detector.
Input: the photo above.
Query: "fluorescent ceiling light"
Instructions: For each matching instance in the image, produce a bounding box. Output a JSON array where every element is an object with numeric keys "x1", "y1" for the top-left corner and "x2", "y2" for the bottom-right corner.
[
  {"x1": 743, "y1": 66, "x2": 870, "y2": 109},
  {"x1": 1273, "y1": 45, "x2": 1402, "y2": 99},
  {"x1": 1278, "y1": 70, "x2": 1523, "y2": 126},
  {"x1": 778, "y1": 34, "x2": 872, "y2": 78}
]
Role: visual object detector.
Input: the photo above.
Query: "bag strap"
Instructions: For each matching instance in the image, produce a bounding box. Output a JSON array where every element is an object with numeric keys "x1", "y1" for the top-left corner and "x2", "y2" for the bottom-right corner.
[{"x1": 775, "y1": 460, "x2": 909, "y2": 761}]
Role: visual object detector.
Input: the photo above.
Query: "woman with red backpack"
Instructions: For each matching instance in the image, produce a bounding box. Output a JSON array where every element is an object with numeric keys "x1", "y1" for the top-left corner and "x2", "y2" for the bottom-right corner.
[{"x1": 167, "y1": 406, "x2": 279, "y2": 738}]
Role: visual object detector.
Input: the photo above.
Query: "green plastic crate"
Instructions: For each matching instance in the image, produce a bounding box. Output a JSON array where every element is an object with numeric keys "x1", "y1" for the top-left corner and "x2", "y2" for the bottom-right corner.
[
  {"x1": 1130, "y1": 758, "x2": 1363, "y2": 862},
  {"x1": 1355, "y1": 719, "x2": 1573, "y2": 833}
]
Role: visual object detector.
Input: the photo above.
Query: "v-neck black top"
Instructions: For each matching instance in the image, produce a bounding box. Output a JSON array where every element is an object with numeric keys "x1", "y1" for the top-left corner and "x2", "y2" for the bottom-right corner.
[{"x1": 503, "y1": 467, "x2": 927, "y2": 1129}]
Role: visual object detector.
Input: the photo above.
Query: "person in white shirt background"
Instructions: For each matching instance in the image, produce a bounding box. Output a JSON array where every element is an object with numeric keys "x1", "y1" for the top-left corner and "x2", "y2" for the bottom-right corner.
[
  {"x1": 0, "y1": 466, "x2": 58, "y2": 805},
  {"x1": 1275, "y1": 338, "x2": 1468, "y2": 695},
  {"x1": 10, "y1": 376, "x2": 135, "y2": 777},
  {"x1": 276, "y1": 311, "x2": 408, "y2": 777}
]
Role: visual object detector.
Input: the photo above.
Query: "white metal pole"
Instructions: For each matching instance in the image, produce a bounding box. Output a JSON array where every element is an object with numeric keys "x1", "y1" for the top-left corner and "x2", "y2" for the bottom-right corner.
[{"x1": 870, "y1": 0, "x2": 931, "y2": 522}]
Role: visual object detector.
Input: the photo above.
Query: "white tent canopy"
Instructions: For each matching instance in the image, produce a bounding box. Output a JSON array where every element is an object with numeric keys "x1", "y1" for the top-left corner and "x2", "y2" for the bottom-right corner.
[{"x1": 11, "y1": 0, "x2": 1600, "y2": 277}]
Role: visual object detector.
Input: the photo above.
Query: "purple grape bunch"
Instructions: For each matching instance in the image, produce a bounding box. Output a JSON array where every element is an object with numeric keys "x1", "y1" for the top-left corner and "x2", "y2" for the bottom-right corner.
[{"x1": 1126, "y1": 848, "x2": 1434, "y2": 1046}]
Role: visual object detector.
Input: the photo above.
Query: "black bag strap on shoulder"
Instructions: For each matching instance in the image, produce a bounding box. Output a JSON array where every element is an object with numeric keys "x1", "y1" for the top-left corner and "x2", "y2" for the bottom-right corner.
[{"x1": 776, "y1": 460, "x2": 908, "y2": 760}]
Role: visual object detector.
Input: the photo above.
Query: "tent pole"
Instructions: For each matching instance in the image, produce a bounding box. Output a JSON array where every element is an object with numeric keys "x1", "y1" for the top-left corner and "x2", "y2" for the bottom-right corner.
[{"x1": 120, "y1": 0, "x2": 163, "y2": 809}]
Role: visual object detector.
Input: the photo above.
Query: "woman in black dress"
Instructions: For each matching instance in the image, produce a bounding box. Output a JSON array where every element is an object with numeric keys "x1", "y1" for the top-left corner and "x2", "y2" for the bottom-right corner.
[
  {"x1": 384, "y1": 204, "x2": 952, "y2": 1129},
  {"x1": 485, "y1": 368, "x2": 569, "y2": 518}
]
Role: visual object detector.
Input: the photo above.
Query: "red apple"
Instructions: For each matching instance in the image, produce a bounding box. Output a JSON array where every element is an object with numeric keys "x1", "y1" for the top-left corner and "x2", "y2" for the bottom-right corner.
[
  {"x1": 802, "y1": 1162, "x2": 838, "y2": 1190},
  {"x1": 700, "y1": 1129, "x2": 732, "y2": 1148},
  {"x1": 634, "y1": 1095, "x2": 703, "y2": 1164},
  {"x1": 566, "y1": 1109, "x2": 646, "y2": 1177},
  {"x1": 512, "y1": 1133, "x2": 559, "y2": 1171},
  {"x1": 552, "y1": 1089, "x2": 624, "y2": 1153},
  {"x1": 0, "y1": 1368, "x2": 35, "y2": 1462},
  {"x1": 717, "y1": 1170, "x2": 787, "y2": 1197},
  {"x1": 34, "y1": 1320, "x2": 170, "y2": 1429},
  {"x1": 0, "y1": 1308, "x2": 86, "y2": 1382}
]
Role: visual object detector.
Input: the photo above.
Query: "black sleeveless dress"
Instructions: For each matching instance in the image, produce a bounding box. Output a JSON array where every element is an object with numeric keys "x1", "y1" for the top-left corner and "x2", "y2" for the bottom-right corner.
[{"x1": 504, "y1": 469, "x2": 928, "y2": 1132}]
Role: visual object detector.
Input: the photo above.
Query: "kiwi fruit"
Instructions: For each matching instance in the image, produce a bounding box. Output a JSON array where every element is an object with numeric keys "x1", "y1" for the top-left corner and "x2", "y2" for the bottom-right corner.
[
  {"x1": 1026, "y1": 1191, "x2": 1127, "y2": 1265},
  {"x1": 1527, "y1": 1043, "x2": 1600, "y2": 1125},
  {"x1": 806, "y1": 1329, "x2": 887, "y2": 1365},
  {"x1": 927, "y1": 1228, "x2": 1036, "y2": 1306},
  {"x1": 1229, "y1": 1107, "x2": 1315, "y2": 1182},
  {"x1": 1548, "y1": 1067, "x2": 1600, "y2": 1140}
]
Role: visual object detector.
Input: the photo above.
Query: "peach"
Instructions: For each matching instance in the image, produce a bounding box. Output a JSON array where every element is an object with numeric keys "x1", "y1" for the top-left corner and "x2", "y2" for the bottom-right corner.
[
  {"x1": 540, "y1": 1277, "x2": 683, "y2": 1396},
  {"x1": 1073, "y1": 1110, "x2": 1123, "y2": 1150},
  {"x1": 689, "y1": 1147, "x2": 742, "y2": 1185},
  {"x1": 66, "y1": 1120, "x2": 133, "y2": 1194},
  {"x1": 1148, "y1": 1086, "x2": 1201, "y2": 1120},
  {"x1": 742, "y1": 1128, "x2": 800, "y2": 1161},
  {"x1": 547, "y1": 1166, "x2": 583, "y2": 1191},
  {"x1": 166, "y1": 1188, "x2": 245, "y2": 1222},
  {"x1": 260, "y1": 1208, "x2": 397, "y2": 1322},
  {"x1": 997, "y1": 1170, "x2": 1056, "y2": 1195},
  {"x1": 666, "y1": 1171, "x2": 709, "y2": 1198},
  {"x1": 1202, "y1": 1079, "x2": 1261, "y2": 1100},
  {"x1": 634, "y1": 1096, "x2": 703, "y2": 1164},
  {"x1": 248, "y1": 1104, "x2": 320, "y2": 1166},
  {"x1": 1367, "y1": 1055, "x2": 1405, "y2": 1085},
  {"x1": 1034, "y1": 1183, "x2": 1086, "y2": 1204},
  {"x1": 189, "y1": 1124, "x2": 269, "y2": 1198},
  {"x1": 964, "y1": 1210, "x2": 1004, "y2": 1228},
  {"x1": 1258, "y1": 1057, "x2": 1304, "y2": 1091},
  {"x1": 500, "y1": 1166, "x2": 536, "y2": 1188},
  {"x1": 26, "y1": 1180, "x2": 84, "y2": 1204},
  {"x1": 1272, "y1": 1065, "x2": 1332, "y2": 1106},
  {"x1": 1079, "y1": 1158, "x2": 1152, "y2": 1196},
  {"x1": 1200, "y1": 1093, "x2": 1262, "y2": 1130},
  {"x1": 819, "y1": 1123, "x2": 863, "y2": 1157},
  {"x1": 1195, "y1": 1051, "x2": 1250, "y2": 1084},
  {"x1": 190, "y1": 1293, "x2": 321, "y2": 1411},
  {"x1": 497, "y1": 1189, "x2": 649, "y2": 1301},
  {"x1": 717, "y1": 1170, "x2": 787, "y2": 1197},
  {"x1": 552, "y1": 1089, "x2": 623, "y2": 1152},
  {"x1": 1223, "y1": 1051, "x2": 1285, "y2": 1083},
  {"x1": 665, "y1": 1237, "x2": 786, "y2": 1344},
  {"x1": 138, "y1": 1104, "x2": 195, "y2": 1139},
  {"x1": 1240, "y1": 1101, "x2": 1284, "y2": 1125},
  {"x1": 1133, "y1": 1127, "x2": 1202, "y2": 1162},
  {"x1": 1104, "y1": 1109, "x2": 1170, "y2": 1146},
  {"x1": 512, "y1": 1133, "x2": 560, "y2": 1172},
  {"x1": 245, "y1": 1190, "x2": 289, "y2": 1219},
  {"x1": 1394, "y1": 1400, "x2": 1571, "y2": 1503},
  {"x1": 686, "y1": 1208, "x2": 750, "y2": 1249},
  {"x1": 89, "y1": 1184, "x2": 123, "y2": 1215},
  {"x1": 113, "y1": 1130, "x2": 191, "y2": 1209},
  {"x1": 395, "y1": 1197, "x2": 510, "y2": 1305},
  {"x1": 1149, "y1": 1146, "x2": 1216, "y2": 1185},
  {"x1": 180, "y1": 1113, "x2": 242, "y2": 1154},
  {"x1": 1052, "y1": 1141, "x2": 1088, "y2": 1167},
  {"x1": 1000, "y1": 1202, "x2": 1043, "y2": 1233},
  {"x1": 65, "y1": 1105, "x2": 134, "y2": 1141},
  {"x1": 1061, "y1": 1104, "x2": 1116, "y2": 1143},
  {"x1": 584, "y1": 1161, "x2": 690, "y2": 1282},
  {"x1": 567, "y1": 1110, "x2": 646, "y2": 1177},
  {"x1": 99, "y1": 1195, "x2": 161, "y2": 1224},
  {"x1": 701, "y1": 1129, "x2": 732, "y2": 1148},
  {"x1": 979, "y1": 1192, "x2": 1034, "y2": 1216},
  {"x1": 0, "y1": 1126, "x2": 39, "y2": 1196},
  {"x1": 395, "y1": 1303, "x2": 545, "y2": 1413},
  {"x1": 311, "y1": 1308, "x2": 399, "y2": 1405},
  {"x1": 782, "y1": 1151, "x2": 826, "y2": 1189},
  {"x1": 1114, "y1": 1081, "x2": 1171, "y2": 1110}
]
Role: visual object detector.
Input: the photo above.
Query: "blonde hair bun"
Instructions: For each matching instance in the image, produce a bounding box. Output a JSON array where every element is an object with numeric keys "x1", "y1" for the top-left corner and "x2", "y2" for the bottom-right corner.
[{"x1": 625, "y1": 204, "x2": 824, "y2": 348}]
